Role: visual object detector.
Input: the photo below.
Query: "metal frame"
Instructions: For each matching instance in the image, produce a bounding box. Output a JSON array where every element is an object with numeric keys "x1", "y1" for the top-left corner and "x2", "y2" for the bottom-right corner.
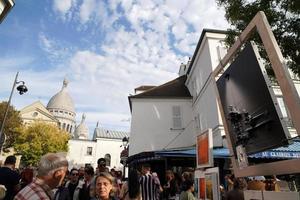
[{"x1": 212, "y1": 11, "x2": 300, "y2": 177}]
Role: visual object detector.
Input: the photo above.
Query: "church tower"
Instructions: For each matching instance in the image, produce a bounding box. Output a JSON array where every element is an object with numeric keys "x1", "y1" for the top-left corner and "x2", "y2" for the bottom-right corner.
[{"x1": 74, "y1": 113, "x2": 89, "y2": 139}]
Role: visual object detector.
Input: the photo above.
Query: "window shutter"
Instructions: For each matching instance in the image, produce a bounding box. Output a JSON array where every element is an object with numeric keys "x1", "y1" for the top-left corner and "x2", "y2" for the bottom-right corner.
[{"x1": 172, "y1": 106, "x2": 182, "y2": 129}]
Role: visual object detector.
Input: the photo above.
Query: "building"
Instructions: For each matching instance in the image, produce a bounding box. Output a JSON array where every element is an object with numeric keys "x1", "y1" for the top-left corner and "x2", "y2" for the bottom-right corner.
[
  {"x1": 18, "y1": 78, "x2": 129, "y2": 170},
  {"x1": 128, "y1": 28, "x2": 300, "y2": 163}
]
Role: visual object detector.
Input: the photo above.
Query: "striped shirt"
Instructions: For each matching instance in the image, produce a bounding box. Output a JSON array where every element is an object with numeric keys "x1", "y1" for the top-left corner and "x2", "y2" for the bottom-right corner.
[
  {"x1": 14, "y1": 178, "x2": 54, "y2": 200},
  {"x1": 140, "y1": 173, "x2": 158, "y2": 200}
]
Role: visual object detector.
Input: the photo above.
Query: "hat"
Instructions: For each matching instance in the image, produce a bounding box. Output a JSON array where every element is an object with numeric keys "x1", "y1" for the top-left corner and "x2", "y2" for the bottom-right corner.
[{"x1": 97, "y1": 158, "x2": 106, "y2": 165}]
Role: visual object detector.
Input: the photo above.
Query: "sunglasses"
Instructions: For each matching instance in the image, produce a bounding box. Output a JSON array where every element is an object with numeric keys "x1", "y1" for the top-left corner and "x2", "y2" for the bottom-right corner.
[{"x1": 71, "y1": 173, "x2": 79, "y2": 176}]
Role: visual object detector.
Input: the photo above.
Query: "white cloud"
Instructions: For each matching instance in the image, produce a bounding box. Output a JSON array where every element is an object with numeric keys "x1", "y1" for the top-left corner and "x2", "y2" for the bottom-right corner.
[
  {"x1": 53, "y1": 0, "x2": 74, "y2": 18},
  {"x1": 79, "y1": 0, "x2": 96, "y2": 23},
  {"x1": 26, "y1": 0, "x2": 230, "y2": 133}
]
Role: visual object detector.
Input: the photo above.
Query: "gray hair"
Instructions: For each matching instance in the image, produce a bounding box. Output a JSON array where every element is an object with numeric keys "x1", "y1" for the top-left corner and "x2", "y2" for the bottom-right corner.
[{"x1": 37, "y1": 152, "x2": 68, "y2": 176}]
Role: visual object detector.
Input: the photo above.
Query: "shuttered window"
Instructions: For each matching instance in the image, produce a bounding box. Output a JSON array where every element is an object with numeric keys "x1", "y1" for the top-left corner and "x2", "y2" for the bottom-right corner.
[{"x1": 172, "y1": 106, "x2": 182, "y2": 129}]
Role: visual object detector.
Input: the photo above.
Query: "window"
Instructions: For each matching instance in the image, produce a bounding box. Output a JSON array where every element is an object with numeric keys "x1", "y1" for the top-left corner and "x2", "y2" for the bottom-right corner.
[
  {"x1": 87, "y1": 147, "x2": 93, "y2": 155},
  {"x1": 32, "y1": 112, "x2": 38, "y2": 117},
  {"x1": 66, "y1": 124, "x2": 70, "y2": 132},
  {"x1": 172, "y1": 106, "x2": 182, "y2": 129},
  {"x1": 104, "y1": 154, "x2": 111, "y2": 166}
]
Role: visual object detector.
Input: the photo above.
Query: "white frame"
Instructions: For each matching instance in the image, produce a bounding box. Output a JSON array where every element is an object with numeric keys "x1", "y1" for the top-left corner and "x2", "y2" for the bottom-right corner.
[{"x1": 196, "y1": 128, "x2": 214, "y2": 169}]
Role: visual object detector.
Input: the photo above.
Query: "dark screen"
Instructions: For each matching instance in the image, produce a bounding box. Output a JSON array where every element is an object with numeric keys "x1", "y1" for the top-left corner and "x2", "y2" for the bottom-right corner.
[{"x1": 216, "y1": 42, "x2": 289, "y2": 156}]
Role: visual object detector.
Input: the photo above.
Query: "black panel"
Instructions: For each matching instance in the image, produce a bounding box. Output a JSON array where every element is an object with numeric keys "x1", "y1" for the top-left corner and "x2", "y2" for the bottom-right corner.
[{"x1": 216, "y1": 42, "x2": 288, "y2": 156}]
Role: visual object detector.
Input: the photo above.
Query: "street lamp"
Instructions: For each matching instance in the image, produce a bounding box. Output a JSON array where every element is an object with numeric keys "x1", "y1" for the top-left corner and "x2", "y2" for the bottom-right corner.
[
  {"x1": 0, "y1": 0, "x2": 15, "y2": 24},
  {"x1": 0, "y1": 72, "x2": 28, "y2": 150}
]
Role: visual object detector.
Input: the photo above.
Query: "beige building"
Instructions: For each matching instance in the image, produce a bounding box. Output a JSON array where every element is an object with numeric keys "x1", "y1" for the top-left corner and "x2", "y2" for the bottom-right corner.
[{"x1": 20, "y1": 101, "x2": 58, "y2": 126}]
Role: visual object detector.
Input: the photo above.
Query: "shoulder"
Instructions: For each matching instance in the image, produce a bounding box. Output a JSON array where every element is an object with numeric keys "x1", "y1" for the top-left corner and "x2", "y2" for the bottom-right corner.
[{"x1": 15, "y1": 183, "x2": 50, "y2": 200}]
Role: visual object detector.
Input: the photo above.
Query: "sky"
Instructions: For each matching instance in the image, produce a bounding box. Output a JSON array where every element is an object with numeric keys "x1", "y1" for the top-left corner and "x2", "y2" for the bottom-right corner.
[{"x1": 0, "y1": 0, "x2": 229, "y2": 137}]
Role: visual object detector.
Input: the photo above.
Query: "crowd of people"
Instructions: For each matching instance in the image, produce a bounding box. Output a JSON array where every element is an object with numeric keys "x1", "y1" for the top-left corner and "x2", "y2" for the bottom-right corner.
[{"x1": 0, "y1": 153, "x2": 197, "y2": 200}]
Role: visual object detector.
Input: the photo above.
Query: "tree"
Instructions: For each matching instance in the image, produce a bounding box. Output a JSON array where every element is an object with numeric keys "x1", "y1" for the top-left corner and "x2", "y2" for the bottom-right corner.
[
  {"x1": 217, "y1": 0, "x2": 300, "y2": 77},
  {"x1": 14, "y1": 122, "x2": 70, "y2": 166},
  {"x1": 0, "y1": 101, "x2": 23, "y2": 151}
]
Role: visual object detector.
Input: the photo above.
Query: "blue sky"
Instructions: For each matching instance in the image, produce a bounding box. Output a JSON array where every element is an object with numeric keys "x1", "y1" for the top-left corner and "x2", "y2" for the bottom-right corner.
[{"x1": 0, "y1": 0, "x2": 228, "y2": 137}]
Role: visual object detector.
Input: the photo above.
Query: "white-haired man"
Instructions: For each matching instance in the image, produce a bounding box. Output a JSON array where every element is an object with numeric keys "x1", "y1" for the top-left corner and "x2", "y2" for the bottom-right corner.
[{"x1": 14, "y1": 153, "x2": 68, "y2": 200}]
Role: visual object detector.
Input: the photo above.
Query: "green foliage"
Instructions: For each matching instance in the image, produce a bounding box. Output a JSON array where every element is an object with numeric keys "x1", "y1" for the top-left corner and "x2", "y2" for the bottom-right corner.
[
  {"x1": 0, "y1": 101, "x2": 23, "y2": 151},
  {"x1": 14, "y1": 122, "x2": 70, "y2": 166},
  {"x1": 217, "y1": 0, "x2": 300, "y2": 77}
]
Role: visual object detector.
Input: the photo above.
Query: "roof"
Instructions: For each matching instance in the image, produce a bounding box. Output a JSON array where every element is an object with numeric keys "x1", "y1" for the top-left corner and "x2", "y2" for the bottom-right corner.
[
  {"x1": 93, "y1": 127, "x2": 129, "y2": 140},
  {"x1": 20, "y1": 101, "x2": 58, "y2": 122},
  {"x1": 187, "y1": 29, "x2": 228, "y2": 75},
  {"x1": 47, "y1": 79, "x2": 75, "y2": 113},
  {"x1": 134, "y1": 85, "x2": 156, "y2": 91},
  {"x1": 129, "y1": 75, "x2": 191, "y2": 99}
]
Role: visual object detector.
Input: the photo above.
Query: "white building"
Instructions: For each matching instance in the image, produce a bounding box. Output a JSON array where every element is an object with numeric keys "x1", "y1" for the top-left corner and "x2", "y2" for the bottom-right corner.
[
  {"x1": 128, "y1": 29, "x2": 299, "y2": 158},
  {"x1": 19, "y1": 79, "x2": 129, "y2": 170}
]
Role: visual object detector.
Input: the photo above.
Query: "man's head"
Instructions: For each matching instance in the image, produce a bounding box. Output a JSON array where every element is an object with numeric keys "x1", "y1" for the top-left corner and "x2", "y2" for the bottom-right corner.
[
  {"x1": 141, "y1": 163, "x2": 151, "y2": 175},
  {"x1": 69, "y1": 168, "x2": 79, "y2": 184},
  {"x1": 84, "y1": 165, "x2": 94, "y2": 181},
  {"x1": 97, "y1": 158, "x2": 107, "y2": 172},
  {"x1": 4, "y1": 155, "x2": 17, "y2": 168},
  {"x1": 37, "y1": 152, "x2": 68, "y2": 189}
]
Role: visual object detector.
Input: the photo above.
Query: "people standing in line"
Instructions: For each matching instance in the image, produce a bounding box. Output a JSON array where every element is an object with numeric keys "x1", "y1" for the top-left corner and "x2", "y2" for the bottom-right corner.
[
  {"x1": 14, "y1": 152, "x2": 68, "y2": 200},
  {"x1": 163, "y1": 170, "x2": 179, "y2": 200},
  {"x1": 93, "y1": 172, "x2": 116, "y2": 200},
  {"x1": 79, "y1": 165, "x2": 95, "y2": 200},
  {"x1": 140, "y1": 163, "x2": 160, "y2": 200},
  {"x1": 65, "y1": 168, "x2": 84, "y2": 200},
  {"x1": 179, "y1": 180, "x2": 195, "y2": 200},
  {"x1": 119, "y1": 169, "x2": 142, "y2": 200},
  {"x1": 0, "y1": 155, "x2": 21, "y2": 200}
]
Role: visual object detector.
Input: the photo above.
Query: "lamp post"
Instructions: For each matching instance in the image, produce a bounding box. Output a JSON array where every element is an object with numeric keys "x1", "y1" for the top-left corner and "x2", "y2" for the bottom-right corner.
[
  {"x1": 0, "y1": 0, "x2": 15, "y2": 23},
  {"x1": 0, "y1": 72, "x2": 28, "y2": 151},
  {"x1": 120, "y1": 136, "x2": 129, "y2": 179}
]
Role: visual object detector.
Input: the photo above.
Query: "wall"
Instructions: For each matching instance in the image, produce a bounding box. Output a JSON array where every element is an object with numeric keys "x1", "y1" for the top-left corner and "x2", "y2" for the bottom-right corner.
[
  {"x1": 68, "y1": 138, "x2": 124, "y2": 170},
  {"x1": 129, "y1": 98, "x2": 193, "y2": 156},
  {"x1": 186, "y1": 32, "x2": 227, "y2": 148}
]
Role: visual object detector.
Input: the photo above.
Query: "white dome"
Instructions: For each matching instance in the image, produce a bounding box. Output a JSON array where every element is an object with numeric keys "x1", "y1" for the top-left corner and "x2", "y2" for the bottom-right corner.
[
  {"x1": 47, "y1": 79, "x2": 75, "y2": 113},
  {"x1": 74, "y1": 114, "x2": 89, "y2": 139}
]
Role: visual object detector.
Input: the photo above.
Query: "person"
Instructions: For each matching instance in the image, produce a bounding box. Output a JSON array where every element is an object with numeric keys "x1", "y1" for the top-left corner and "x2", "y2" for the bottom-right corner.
[
  {"x1": 65, "y1": 168, "x2": 84, "y2": 200},
  {"x1": 20, "y1": 167, "x2": 33, "y2": 189},
  {"x1": 97, "y1": 158, "x2": 109, "y2": 173},
  {"x1": 140, "y1": 163, "x2": 159, "y2": 200},
  {"x1": 0, "y1": 185, "x2": 7, "y2": 200},
  {"x1": 78, "y1": 167, "x2": 85, "y2": 181},
  {"x1": 225, "y1": 178, "x2": 246, "y2": 200},
  {"x1": 163, "y1": 170, "x2": 179, "y2": 200},
  {"x1": 79, "y1": 165, "x2": 95, "y2": 200},
  {"x1": 180, "y1": 172, "x2": 192, "y2": 193},
  {"x1": 14, "y1": 152, "x2": 68, "y2": 200},
  {"x1": 179, "y1": 180, "x2": 195, "y2": 200},
  {"x1": 224, "y1": 174, "x2": 234, "y2": 191},
  {"x1": 0, "y1": 155, "x2": 21, "y2": 200},
  {"x1": 93, "y1": 172, "x2": 116, "y2": 200},
  {"x1": 119, "y1": 169, "x2": 142, "y2": 200}
]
